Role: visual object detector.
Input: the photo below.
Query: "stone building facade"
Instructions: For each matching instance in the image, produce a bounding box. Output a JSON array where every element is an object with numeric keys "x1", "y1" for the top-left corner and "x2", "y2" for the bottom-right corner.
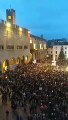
[
  {"x1": 53, "y1": 45, "x2": 68, "y2": 60},
  {"x1": 47, "y1": 41, "x2": 68, "y2": 60},
  {"x1": 0, "y1": 21, "x2": 30, "y2": 72},
  {"x1": 0, "y1": 8, "x2": 46, "y2": 72},
  {"x1": 30, "y1": 34, "x2": 46, "y2": 62}
]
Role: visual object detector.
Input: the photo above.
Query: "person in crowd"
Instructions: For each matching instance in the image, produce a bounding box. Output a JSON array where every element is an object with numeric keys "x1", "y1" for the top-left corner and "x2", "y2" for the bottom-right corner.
[{"x1": 0, "y1": 62, "x2": 68, "y2": 120}]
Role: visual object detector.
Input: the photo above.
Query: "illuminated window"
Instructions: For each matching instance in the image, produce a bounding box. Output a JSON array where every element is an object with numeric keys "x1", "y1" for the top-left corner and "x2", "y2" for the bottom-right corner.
[
  {"x1": 19, "y1": 27, "x2": 22, "y2": 31},
  {"x1": 6, "y1": 22, "x2": 11, "y2": 28},
  {"x1": 44, "y1": 44, "x2": 46, "y2": 49},
  {"x1": 34, "y1": 44, "x2": 36, "y2": 49},
  {"x1": 30, "y1": 39, "x2": 32, "y2": 43},
  {"x1": 8, "y1": 16, "x2": 11, "y2": 19},
  {"x1": 40, "y1": 44, "x2": 42, "y2": 49},
  {"x1": 25, "y1": 56, "x2": 27, "y2": 61}
]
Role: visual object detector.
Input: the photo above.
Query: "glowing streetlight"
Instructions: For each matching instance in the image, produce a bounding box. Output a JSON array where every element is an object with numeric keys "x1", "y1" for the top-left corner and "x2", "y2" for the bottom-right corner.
[
  {"x1": 6, "y1": 22, "x2": 11, "y2": 28},
  {"x1": 19, "y1": 27, "x2": 22, "y2": 31},
  {"x1": 30, "y1": 39, "x2": 32, "y2": 43},
  {"x1": 25, "y1": 56, "x2": 27, "y2": 61}
]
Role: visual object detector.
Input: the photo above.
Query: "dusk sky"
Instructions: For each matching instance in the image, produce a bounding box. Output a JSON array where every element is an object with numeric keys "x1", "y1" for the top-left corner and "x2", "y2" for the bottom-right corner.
[{"x1": 0, "y1": 0, "x2": 68, "y2": 40}]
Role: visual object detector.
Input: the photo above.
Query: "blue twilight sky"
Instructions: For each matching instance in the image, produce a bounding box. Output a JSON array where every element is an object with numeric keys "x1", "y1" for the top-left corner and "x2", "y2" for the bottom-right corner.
[{"x1": 0, "y1": 0, "x2": 68, "y2": 40}]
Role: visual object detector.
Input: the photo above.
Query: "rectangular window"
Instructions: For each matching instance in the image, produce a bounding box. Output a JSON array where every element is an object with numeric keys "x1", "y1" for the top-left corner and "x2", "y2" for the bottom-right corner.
[
  {"x1": 34, "y1": 44, "x2": 36, "y2": 49},
  {"x1": 17, "y1": 45, "x2": 22, "y2": 49},
  {"x1": 24, "y1": 45, "x2": 28, "y2": 49},
  {"x1": 30, "y1": 39, "x2": 32, "y2": 43},
  {"x1": 8, "y1": 16, "x2": 11, "y2": 19},
  {"x1": 65, "y1": 47, "x2": 67, "y2": 49},
  {"x1": 44, "y1": 44, "x2": 46, "y2": 49},
  {"x1": 56, "y1": 51, "x2": 57, "y2": 54},
  {"x1": 7, "y1": 45, "x2": 14, "y2": 49},
  {"x1": 55, "y1": 55, "x2": 57, "y2": 59},
  {"x1": 51, "y1": 55, "x2": 52, "y2": 58},
  {"x1": 65, "y1": 51, "x2": 67, "y2": 54},
  {"x1": 0, "y1": 45, "x2": 4, "y2": 49}
]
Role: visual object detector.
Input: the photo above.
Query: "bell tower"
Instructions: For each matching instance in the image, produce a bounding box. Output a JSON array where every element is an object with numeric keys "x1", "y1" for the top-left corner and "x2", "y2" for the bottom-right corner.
[{"x1": 6, "y1": 8, "x2": 16, "y2": 25}]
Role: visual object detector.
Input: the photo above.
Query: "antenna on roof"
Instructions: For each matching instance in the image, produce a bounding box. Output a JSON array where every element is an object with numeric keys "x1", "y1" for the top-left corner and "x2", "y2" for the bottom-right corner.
[{"x1": 10, "y1": 4, "x2": 11, "y2": 10}]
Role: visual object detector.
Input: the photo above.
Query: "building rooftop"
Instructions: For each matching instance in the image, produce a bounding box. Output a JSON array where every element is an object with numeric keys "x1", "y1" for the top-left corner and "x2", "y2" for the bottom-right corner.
[
  {"x1": 47, "y1": 38, "x2": 68, "y2": 47},
  {"x1": 54, "y1": 42, "x2": 68, "y2": 45},
  {"x1": 0, "y1": 20, "x2": 29, "y2": 32},
  {"x1": 30, "y1": 34, "x2": 46, "y2": 41}
]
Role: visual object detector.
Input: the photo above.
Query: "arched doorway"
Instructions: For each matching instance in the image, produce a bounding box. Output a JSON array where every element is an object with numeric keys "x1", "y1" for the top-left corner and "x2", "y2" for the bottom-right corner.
[
  {"x1": 29, "y1": 53, "x2": 32, "y2": 63},
  {"x1": 2, "y1": 60, "x2": 9, "y2": 72},
  {"x1": 30, "y1": 53, "x2": 32, "y2": 60},
  {"x1": 10, "y1": 58, "x2": 16, "y2": 70},
  {"x1": 16, "y1": 57, "x2": 20, "y2": 65},
  {"x1": 0, "y1": 62, "x2": 2, "y2": 73},
  {"x1": 21, "y1": 56, "x2": 24, "y2": 64},
  {"x1": 24, "y1": 56, "x2": 28, "y2": 64}
]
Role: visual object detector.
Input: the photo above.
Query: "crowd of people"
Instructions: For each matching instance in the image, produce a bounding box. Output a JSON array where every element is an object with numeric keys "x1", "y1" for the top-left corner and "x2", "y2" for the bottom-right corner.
[{"x1": 0, "y1": 62, "x2": 68, "y2": 120}]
